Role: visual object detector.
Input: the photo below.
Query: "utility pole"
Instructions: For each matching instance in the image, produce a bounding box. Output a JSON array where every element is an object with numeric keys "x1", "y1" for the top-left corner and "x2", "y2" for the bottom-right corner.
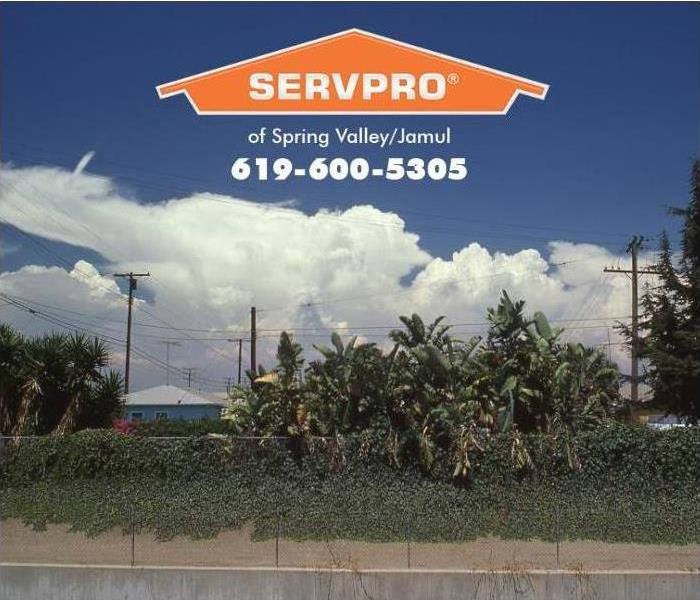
[
  {"x1": 603, "y1": 236, "x2": 659, "y2": 404},
  {"x1": 113, "y1": 272, "x2": 150, "y2": 394},
  {"x1": 183, "y1": 367, "x2": 197, "y2": 389},
  {"x1": 160, "y1": 340, "x2": 181, "y2": 386},
  {"x1": 227, "y1": 338, "x2": 245, "y2": 386},
  {"x1": 238, "y1": 338, "x2": 243, "y2": 385},
  {"x1": 250, "y1": 306, "x2": 257, "y2": 376}
]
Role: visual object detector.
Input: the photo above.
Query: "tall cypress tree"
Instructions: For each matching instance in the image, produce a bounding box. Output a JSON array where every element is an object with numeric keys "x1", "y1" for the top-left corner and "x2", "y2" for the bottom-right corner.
[{"x1": 637, "y1": 160, "x2": 700, "y2": 423}]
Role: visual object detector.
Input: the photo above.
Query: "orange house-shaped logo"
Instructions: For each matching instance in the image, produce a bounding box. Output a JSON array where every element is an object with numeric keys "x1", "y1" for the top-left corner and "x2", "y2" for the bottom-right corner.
[{"x1": 156, "y1": 29, "x2": 548, "y2": 115}]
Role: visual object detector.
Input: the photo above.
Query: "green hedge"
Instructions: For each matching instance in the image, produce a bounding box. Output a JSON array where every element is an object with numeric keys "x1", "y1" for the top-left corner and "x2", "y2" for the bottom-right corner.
[
  {"x1": 2, "y1": 425, "x2": 696, "y2": 489},
  {"x1": 0, "y1": 426, "x2": 698, "y2": 544},
  {"x1": 129, "y1": 418, "x2": 237, "y2": 437}
]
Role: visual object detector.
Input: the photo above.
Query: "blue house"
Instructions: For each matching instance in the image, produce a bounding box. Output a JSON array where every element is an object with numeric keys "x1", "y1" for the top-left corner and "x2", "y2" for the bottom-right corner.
[{"x1": 123, "y1": 385, "x2": 227, "y2": 422}]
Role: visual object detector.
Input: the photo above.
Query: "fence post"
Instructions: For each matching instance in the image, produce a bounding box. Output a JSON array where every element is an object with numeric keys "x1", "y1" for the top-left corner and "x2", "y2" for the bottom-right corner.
[
  {"x1": 406, "y1": 509, "x2": 412, "y2": 570},
  {"x1": 555, "y1": 503, "x2": 561, "y2": 569},
  {"x1": 130, "y1": 506, "x2": 136, "y2": 567},
  {"x1": 275, "y1": 510, "x2": 280, "y2": 568}
]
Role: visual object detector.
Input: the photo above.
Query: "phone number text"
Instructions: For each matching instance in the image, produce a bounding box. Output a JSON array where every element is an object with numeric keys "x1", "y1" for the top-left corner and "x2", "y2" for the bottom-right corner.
[{"x1": 230, "y1": 157, "x2": 468, "y2": 181}]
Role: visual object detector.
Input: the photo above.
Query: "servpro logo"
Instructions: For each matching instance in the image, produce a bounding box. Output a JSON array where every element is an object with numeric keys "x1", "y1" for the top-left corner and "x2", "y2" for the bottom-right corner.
[
  {"x1": 156, "y1": 29, "x2": 548, "y2": 115},
  {"x1": 249, "y1": 73, "x2": 447, "y2": 102}
]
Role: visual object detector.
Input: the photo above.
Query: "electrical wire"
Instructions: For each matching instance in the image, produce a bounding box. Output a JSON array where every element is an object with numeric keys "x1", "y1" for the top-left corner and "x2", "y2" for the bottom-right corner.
[
  {"x1": 2, "y1": 146, "x2": 649, "y2": 247},
  {"x1": 0, "y1": 294, "x2": 228, "y2": 389}
]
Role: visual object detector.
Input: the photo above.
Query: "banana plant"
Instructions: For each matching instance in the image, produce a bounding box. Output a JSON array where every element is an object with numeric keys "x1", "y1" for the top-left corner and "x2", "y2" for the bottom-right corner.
[
  {"x1": 305, "y1": 333, "x2": 388, "y2": 434},
  {"x1": 241, "y1": 332, "x2": 309, "y2": 438},
  {"x1": 226, "y1": 295, "x2": 621, "y2": 475},
  {"x1": 387, "y1": 313, "x2": 488, "y2": 473},
  {"x1": 549, "y1": 343, "x2": 620, "y2": 451},
  {"x1": 452, "y1": 422, "x2": 484, "y2": 478}
]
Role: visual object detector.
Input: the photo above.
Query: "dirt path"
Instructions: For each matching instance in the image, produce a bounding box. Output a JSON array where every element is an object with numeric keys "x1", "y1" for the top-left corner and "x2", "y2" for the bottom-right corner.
[{"x1": 1, "y1": 519, "x2": 698, "y2": 571}]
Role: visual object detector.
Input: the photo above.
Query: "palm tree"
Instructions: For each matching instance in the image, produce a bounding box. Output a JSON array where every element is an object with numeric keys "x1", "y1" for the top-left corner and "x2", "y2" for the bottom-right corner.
[
  {"x1": 55, "y1": 335, "x2": 112, "y2": 434},
  {"x1": 0, "y1": 323, "x2": 27, "y2": 435},
  {"x1": 0, "y1": 323, "x2": 123, "y2": 435}
]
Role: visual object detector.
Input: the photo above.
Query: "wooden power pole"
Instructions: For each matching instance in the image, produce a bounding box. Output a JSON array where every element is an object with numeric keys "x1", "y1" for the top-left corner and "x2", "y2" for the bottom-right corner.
[
  {"x1": 113, "y1": 272, "x2": 150, "y2": 394},
  {"x1": 250, "y1": 306, "x2": 257, "y2": 376},
  {"x1": 182, "y1": 367, "x2": 197, "y2": 389},
  {"x1": 227, "y1": 337, "x2": 245, "y2": 386},
  {"x1": 603, "y1": 236, "x2": 658, "y2": 403},
  {"x1": 238, "y1": 338, "x2": 243, "y2": 384}
]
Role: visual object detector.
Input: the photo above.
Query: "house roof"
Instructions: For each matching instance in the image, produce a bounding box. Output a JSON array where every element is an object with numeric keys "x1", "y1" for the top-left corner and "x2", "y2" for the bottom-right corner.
[{"x1": 123, "y1": 385, "x2": 228, "y2": 407}]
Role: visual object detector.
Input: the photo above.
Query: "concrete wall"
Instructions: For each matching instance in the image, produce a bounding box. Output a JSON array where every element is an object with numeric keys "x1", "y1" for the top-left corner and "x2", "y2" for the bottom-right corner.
[{"x1": 1, "y1": 565, "x2": 698, "y2": 600}]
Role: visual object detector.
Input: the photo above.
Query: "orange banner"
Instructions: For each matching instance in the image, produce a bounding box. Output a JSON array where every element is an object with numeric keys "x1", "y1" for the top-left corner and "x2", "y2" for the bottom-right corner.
[{"x1": 157, "y1": 29, "x2": 548, "y2": 115}]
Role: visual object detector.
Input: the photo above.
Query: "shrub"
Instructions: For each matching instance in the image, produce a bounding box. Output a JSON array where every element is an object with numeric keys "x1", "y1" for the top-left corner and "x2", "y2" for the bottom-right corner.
[
  {"x1": 0, "y1": 426, "x2": 697, "y2": 544},
  {"x1": 130, "y1": 418, "x2": 237, "y2": 437}
]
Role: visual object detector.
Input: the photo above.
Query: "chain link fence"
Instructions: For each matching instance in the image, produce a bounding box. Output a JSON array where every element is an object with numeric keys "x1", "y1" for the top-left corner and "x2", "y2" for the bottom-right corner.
[
  {"x1": 2, "y1": 505, "x2": 698, "y2": 570},
  {"x1": 0, "y1": 435, "x2": 698, "y2": 571}
]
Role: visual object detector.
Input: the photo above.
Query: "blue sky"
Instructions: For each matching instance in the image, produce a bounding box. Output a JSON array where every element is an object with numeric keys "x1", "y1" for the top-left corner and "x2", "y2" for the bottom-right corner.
[
  {"x1": 0, "y1": 2, "x2": 698, "y2": 389},
  {"x1": 2, "y1": 1, "x2": 698, "y2": 264}
]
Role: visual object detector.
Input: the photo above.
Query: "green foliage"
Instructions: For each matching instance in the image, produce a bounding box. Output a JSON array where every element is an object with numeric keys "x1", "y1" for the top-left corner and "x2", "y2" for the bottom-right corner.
[
  {"x1": 222, "y1": 295, "x2": 624, "y2": 477},
  {"x1": 0, "y1": 427, "x2": 697, "y2": 545},
  {"x1": 0, "y1": 323, "x2": 123, "y2": 436},
  {"x1": 236, "y1": 332, "x2": 308, "y2": 438},
  {"x1": 4, "y1": 291, "x2": 623, "y2": 481},
  {"x1": 130, "y1": 418, "x2": 237, "y2": 437},
  {"x1": 305, "y1": 335, "x2": 390, "y2": 436},
  {"x1": 628, "y1": 160, "x2": 700, "y2": 423}
]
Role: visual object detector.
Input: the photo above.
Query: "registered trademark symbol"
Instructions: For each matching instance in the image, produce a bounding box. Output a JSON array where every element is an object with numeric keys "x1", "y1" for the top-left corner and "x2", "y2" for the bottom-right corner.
[{"x1": 447, "y1": 73, "x2": 460, "y2": 85}]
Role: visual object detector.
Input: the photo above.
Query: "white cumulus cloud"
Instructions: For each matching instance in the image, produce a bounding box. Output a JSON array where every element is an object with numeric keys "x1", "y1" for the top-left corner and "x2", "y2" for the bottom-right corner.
[{"x1": 0, "y1": 162, "x2": 655, "y2": 392}]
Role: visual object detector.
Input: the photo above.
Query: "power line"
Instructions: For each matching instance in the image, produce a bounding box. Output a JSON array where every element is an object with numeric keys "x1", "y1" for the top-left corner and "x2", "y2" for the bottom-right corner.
[
  {"x1": 603, "y1": 235, "x2": 660, "y2": 403},
  {"x1": 160, "y1": 340, "x2": 181, "y2": 386},
  {"x1": 256, "y1": 271, "x2": 520, "y2": 313},
  {"x1": 1, "y1": 184, "x2": 239, "y2": 362},
  {"x1": 1, "y1": 291, "x2": 633, "y2": 337},
  {"x1": 1, "y1": 167, "x2": 642, "y2": 358},
  {"x1": 2, "y1": 144, "x2": 648, "y2": 246},
  {"x1": 0, "y1": 295, "x2": 227, "y2": 389},
  {"x1": 1, "y1": 291, "x2": 630, "y2": 390},
  {"x1": 114, "y1": 272, "x2": 150, "y2": 394},
  {"x1": 559, "y1": 276, "x2": 608, "y2": 344}
]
